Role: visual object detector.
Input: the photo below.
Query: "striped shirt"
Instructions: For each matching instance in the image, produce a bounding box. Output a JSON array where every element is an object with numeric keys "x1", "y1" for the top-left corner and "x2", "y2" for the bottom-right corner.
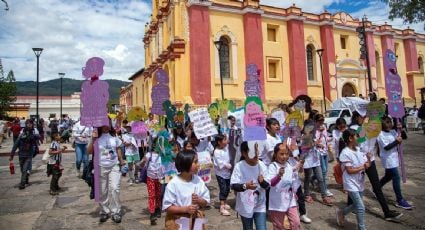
[{"x1": 48, "y1": 141, "x2": 62, "y2": 165}]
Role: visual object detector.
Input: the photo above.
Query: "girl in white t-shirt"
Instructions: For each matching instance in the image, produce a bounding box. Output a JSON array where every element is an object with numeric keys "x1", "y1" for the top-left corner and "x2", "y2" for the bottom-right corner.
[
  {"x1": 377, "y1": 116, "x2": 412, "y2": 210},
  {"x1": 141, "y1": 137, "x2": 164, "y2": 225},
  {"x1": 267, "y1": 142, "x2": 301, "y2": 230},
  {"x1": 162, "y1": 150, "x2": 210, "y2": 230},
  {"x1": 332, "y1": 118, "x2": 347, "y2": 161},
  {"x1": 230, "y1": 141, "x2": 269, "y2": 230},
  {"x1": 261, "y1": 118, "x2": 281, "y2": 166},
  {"x1": 212, "y1": 134, "x2": 232, "y2": 216},
  {"x1": 336, "y1": 129, "x2": 371, "y2": 230}
]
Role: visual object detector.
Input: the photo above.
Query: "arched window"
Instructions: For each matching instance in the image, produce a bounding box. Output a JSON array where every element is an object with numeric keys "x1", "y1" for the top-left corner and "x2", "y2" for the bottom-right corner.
[
  {"x1": 218, "y1": 36, "x2": 230, "y2": 79},
  {"x1": 306, "y1": 44, "x2": 315, "y2": 81},
  {"x1": 419, "y1": 56, "x2": 424, "y2": 73}
]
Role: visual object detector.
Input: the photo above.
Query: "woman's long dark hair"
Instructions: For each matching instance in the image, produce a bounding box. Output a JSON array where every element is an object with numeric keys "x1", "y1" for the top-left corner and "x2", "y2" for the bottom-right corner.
[{"x1": 350, "y1": 111, "x2": 362, "y2": 127}]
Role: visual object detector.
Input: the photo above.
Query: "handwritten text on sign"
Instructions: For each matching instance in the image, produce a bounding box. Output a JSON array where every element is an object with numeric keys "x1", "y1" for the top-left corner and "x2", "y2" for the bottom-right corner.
[{"x1": 189, "y1": 108, "x2": 218, "y2": 139}]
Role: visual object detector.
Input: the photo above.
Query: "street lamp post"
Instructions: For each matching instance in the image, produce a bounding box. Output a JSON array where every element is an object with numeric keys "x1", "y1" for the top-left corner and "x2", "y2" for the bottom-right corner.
[
  {"x1": 214, "y1": 40, "x2": 225, "y2": 100},
  {"x1": 316, "y1": 48, "x2": 327, "y2": 113},
  {"x1": 58, "y1": 72, "x2": 65, "y2": 121},
  {"x1": 32, "y1": 48, "x2": 43, "y2": 122}
]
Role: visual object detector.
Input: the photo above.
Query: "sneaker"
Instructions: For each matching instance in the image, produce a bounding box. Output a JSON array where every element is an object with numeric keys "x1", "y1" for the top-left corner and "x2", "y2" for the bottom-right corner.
[
  {"x1": 112, "y1": 214, "x2": 122, "y2": 223},
  {"x1": 300, "y1": 214, "x2": 312, "y2": 223},
  {"x1": 18, "y1": 184, "x2": 25, "y2": 190},
  {"x1": 384, "y1": 210, "x2": 403, "y2": 221},
  {"x1": 134, "y1": 179, "x2": 140, "y2": 184},
  {"x1": 395, "y1": 199, "x2": 413, "y2": 210},
  {"x1": 335, "y1": 207, "x2": 344, "y2": 227},
  {"x1": 100, "y1": 213, "x2": 109, "y2": 223},
  {"x1": 224, "y1": 204, "x2": 231, "y2": 210},
  {"x1": 128, "y1": 179, "x2": 134, "y2": 186},
  {"x1": 150, "y1": 213, "x2": 157, "y2": 225},
  {"x1": 155, "y1": 208, "x2": 162, "y2": 218},
  {"x1": 326, "y1": 189, "x2": 334, "y2": 197},
  {"x1": 220, "y1": 206, "x2": 231, "y2": 216},
  {"x1": 305, "y1": 196, "x2": 314, "y2": 204},
  {"x1": 49, "y1": 190, "x2": 59, "y2": 196},
  {"x1": 322, "y1": 196, "x2": 333, "y2": 206}
]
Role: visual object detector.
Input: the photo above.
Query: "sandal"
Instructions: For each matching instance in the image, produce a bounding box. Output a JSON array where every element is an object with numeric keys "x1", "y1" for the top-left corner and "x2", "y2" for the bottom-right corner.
[
  {"x1": 305, "y1": 196, "x2": 314, "y2": 203},
  {"x1": 322, "y1": 196, "x2": 333, "y2": 206}
]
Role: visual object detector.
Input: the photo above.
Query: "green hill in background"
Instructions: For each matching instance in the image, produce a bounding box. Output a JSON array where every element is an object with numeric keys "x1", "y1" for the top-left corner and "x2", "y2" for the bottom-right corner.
[{"x1": 16, "y1": 79, "x2": 129, "y2": 100}]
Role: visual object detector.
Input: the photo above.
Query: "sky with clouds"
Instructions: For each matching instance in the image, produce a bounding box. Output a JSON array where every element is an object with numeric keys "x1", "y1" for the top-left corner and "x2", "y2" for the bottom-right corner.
[{"x1": 0, "y1": 0, "x2": 423, "y2": 82}]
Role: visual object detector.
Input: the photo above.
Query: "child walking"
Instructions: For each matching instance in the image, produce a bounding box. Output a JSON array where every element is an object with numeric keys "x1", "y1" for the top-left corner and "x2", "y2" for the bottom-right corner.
[
  {"x1": 231, "y1": 141, "x2": 270, "y2": 230},
  {"x1": 377, "y1": 116, "x2": 412, "y2": 209},
  {"x1": 141, "y1": 138, "x2": 164, "y2": 225},
  {"x1": 267, "y1": 143, "x2": 301, "y2": 230},
  {"x1": 47, "y1": 132, "x2": 66, "y2": 195},
  {"x1": 212, "y1": 134, "x2": 232, "y2": 216},
  {"x1": 336, "y1": 129, "x2": 371, "y2": 230},
  {"x1": 122, "y1": 126, "x2": 139, "y2": 185},
  {"x1": 162, "y1": 149, "x2": 210, "y2": 230},
  {"x1": 314, "y1": 114, "x2": 333, "y2": 197}
]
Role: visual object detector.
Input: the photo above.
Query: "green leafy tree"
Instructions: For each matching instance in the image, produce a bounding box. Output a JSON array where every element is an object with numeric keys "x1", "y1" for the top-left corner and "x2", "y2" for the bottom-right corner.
[
  {"x1": 382, "y1": 0, "x2": 425, "y2": 28},
  {"x1": 0, "y1": 70, "x2": 17, "y2": 117}
]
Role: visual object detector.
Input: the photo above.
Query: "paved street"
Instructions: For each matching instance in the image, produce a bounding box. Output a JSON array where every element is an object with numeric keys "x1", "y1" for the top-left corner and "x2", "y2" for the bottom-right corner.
[{"x1": 0, "y1": 132, "x2": 424, "y2": 230}]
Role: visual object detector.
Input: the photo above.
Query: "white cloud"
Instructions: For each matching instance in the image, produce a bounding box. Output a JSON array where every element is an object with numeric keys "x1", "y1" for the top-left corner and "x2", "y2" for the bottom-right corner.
[{"x1": 0, "y1": 0, "x2": 151, "y2": 82}]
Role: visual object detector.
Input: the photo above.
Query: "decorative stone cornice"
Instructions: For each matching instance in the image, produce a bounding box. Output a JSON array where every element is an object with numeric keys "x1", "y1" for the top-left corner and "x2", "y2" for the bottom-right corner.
[{"x1": 186, "y1": 0, "x2": 212, "y2": 7}]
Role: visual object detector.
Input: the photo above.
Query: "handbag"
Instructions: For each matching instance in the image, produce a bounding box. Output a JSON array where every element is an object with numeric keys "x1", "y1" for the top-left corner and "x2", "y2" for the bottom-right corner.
[
  {"x1": 42, "y1": 148, "x2": 50, "y2": 163},
  {"x1": 139, "y1": 155, "x2": 151, "y2": 183},
  {"x1": 333, "y1": 162, "x2": 343, "y2": 185}
]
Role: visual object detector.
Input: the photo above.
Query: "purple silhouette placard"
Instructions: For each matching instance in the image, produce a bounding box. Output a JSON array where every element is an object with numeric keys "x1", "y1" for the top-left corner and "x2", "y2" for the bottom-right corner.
[
  {"x1": 80, "y1": 57, "x2": 110, "y2": 127},
  {"x1": 243, "y1": 96, "x2": 267, "y2": 141},
  {"x1": 383, "y1": 49, "x2": 405, "y2": 118},
  {"x1": 151, "y1": 69, "x2": 170, "y2": 115},
  {"x1": 244, "y1": 64, "x2": 261, "y2": 97}
]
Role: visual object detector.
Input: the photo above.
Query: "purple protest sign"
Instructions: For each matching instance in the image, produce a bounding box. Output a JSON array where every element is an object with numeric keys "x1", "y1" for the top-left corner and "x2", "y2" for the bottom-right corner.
[
  {"x1": 243, "y1": 97, "x2": 267, "y2": 141},
  {"x1": 131, "y1": 121, "x2": 149, "y2": 147},
  {"x1": 93, "y1": 139, "x2": 101, "y2": 202},
  {"x1": 383, "y1": 49, "x2": 405, "y2": 118},
  {"x1": 151, "y1": 69, "x2": 170, "y2": 115},
  {"x1": 383, "y1": 49, "x2": 406, "y2": 183},
  {"x1": 80, "y1": 57, "x2": 109, "y2": 127},
  {"x1": 244, "y1": 64, "x2": 261, "y2": 97}
]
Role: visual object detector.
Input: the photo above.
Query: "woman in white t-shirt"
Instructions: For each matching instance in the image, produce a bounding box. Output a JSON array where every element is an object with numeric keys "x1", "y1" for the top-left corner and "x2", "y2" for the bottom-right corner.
[
  {"x1": 230, "y1": 141, "x2": 269, "y2": 230},
  {"x1": 377, "y1": 116, "x2": 412, "y2": 210},
  {"x1": 266, "y1": 142, "x2": 301, "y2": 230},
  {"x1": 162, "y1": 150, "x2": 210, "y2": 230},
  {"x1": 336, "y1": 129, "x2": 371, "y2": 230},
  {"x1": 88, "y1": 124, "x2": 125, "y2": 224}
]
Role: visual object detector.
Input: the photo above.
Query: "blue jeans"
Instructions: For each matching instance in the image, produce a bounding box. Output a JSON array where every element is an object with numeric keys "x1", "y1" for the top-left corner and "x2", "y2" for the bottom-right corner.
[
  {"x1": 320, "y1": 154, "x2": 329, "y2": 189},
  {"x1": 19, "y1": 156, "x2": 32, "y2": 186},
  {"x1": 380, "y1": 167, "x2": 403, "y2": 202},
  {"x1": 240, "y1": 212, "x2": 267, "y2": 230},
  {"x1": 344, "y1": 191, "x2": 365, "y2": 230},
  {"x1": 75, "y1": 143, "x2": 88, "y2": 171},
  {"x1": 304, "y1": 166, "x2": 327, "y2": 197}
]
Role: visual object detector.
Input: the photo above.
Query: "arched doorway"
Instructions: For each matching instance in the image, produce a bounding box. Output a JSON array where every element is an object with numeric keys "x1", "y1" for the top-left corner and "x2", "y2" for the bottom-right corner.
[{"x1": 341, "y1": 83, "x2": 357, "y2": 97}]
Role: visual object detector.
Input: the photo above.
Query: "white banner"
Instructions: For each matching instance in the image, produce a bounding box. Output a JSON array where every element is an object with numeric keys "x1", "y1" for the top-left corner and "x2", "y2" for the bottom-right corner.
[{"x1": 189, "y1": 108, "x2": 218, "y2": 139}]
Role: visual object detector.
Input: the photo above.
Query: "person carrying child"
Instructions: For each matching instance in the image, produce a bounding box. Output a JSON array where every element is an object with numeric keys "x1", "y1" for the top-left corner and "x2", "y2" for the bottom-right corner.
[
  {"x1": 231, "y1": 141, "x2": 270, "y2": 230},
  {"x1": 47, "y1": 132, "x2": 67, "y2": 195},
  {"x1": 266, "y1": 142, "x2": 301, "y2": 230},
  {"x1": 162, "y1": 149, "x2": 210, "y2": 230}
]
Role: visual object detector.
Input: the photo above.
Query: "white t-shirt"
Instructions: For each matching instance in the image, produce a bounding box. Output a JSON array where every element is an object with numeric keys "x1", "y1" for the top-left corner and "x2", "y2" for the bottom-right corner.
[
  {"x1": 122, "y1": 133, "x2": 138, "y2": 156},
  {"x1": 261, "y1": 134, "x2": 281, "y2": 166},
  {"x1": 230, "y1": 160, "x2": 268, "y2": 218},
  {"x1": 162, "y1": 175, "x2": 210, "y2": 211},
  {"x1": 302, "y1": 148, "x2": 320, "y2": 169},
  {"x1": 213, "y1": 148, "x2": 232, "y2": 179},
  {"x1": 72, "y1": 122, "x2": 92, "y2": 144},
  {"x1": 339, "y1": 147, "x2": 367, "y2": 192},
  {"x1": 377, "y1": 130, "x2": 400, "y2": 169},
  {"x1": 266, "y1": 162, "x2": 299, "y2": 212},
  {"x1": 97, "y1": 134, "x2": 122, "y2": 168},
  {"x1": 145, "y1": 152, "x2": 163, "y2": 179},
  {"x1": 314, "y1": 129, "x2": 329, "y2": 156}
]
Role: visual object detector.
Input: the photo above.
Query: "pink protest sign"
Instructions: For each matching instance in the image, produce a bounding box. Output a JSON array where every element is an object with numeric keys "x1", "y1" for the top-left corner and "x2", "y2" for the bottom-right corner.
[
  {"x1": 244, "y1": 64, "x2": 261, "y2": 97},
  {"x1": 80, "y1": 57, "x2": 109, "y2": 127},
  {"x1": 383, "y1": 49, "x2": 405, "y2": 118},
  {"x1": 243, "y1": 96, "x2": 267, "y2": 141},
  {"x1": 131, "y1": 121, "x2": 148, "y2": 147},
  {"x1": 151, "y1": 69, "x2": 170, "y2": 115}
]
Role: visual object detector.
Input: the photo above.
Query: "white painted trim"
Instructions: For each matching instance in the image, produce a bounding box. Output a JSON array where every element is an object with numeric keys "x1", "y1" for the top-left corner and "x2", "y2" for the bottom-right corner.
[
  {"x1": 186, "y1": 0, "x2": 212, "y2": 7},
  {"x1": 209, "y1": 5, "x2": 243, "y2": 14},
  {"x1": 262, "y1": 13, "x2": 286, "y2": 20},
  {"x1": 401, "y1": 35, "x2": 417, "y2": 40},
  {"x1": 373, "y1": 31, "x2": 395, "y2": 36},
  {"x1": 304, "y1": 20, "x2": 321, "y2": 26},
  {"x1": 318, "y1": 21, "x2": 335, "y2": 26},
  {"x1": 333, "y1": 24, "x2": 357, "y2": 32},
  {"x1": 241, "y1": 7, "x2": 264, "y2": 15}
]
